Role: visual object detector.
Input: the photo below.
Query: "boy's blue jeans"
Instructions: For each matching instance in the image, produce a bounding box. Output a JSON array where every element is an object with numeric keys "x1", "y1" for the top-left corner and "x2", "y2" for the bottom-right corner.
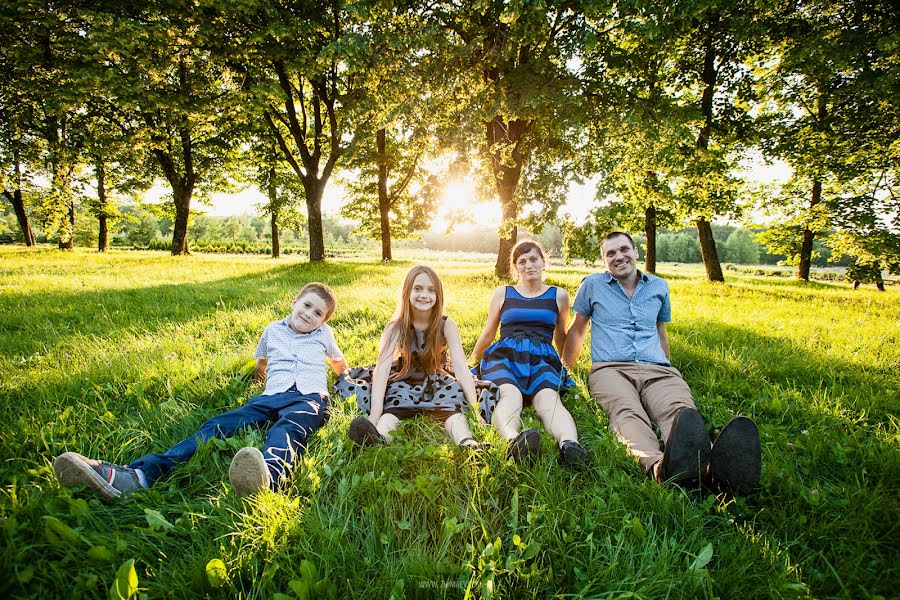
[{"x1": 128, "y1": 387, "x2": 329, "y2": 489}]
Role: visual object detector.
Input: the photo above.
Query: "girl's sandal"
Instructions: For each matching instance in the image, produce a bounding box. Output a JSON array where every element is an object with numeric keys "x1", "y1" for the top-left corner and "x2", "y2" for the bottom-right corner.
[{"x1": 459, "y1": 437, "x2": 491, "y2": 451}]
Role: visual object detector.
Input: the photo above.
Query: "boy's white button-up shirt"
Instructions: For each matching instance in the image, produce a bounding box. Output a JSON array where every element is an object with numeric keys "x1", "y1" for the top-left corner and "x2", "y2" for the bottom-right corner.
[{"x1": 254, "y1": 318, "x2": 344, "y2": 396}]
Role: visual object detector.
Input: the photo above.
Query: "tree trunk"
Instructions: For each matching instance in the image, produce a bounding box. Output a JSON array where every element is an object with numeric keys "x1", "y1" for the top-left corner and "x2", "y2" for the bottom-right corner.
[
  {"x1": 696, "y1": 218, "x2": 723, "y2": 281},
  {"x1": 152, "y1": 124, "x2": 195, "y2": 255},
  {"x1": 798, "y1": 92, "x2": 827, "y2": 281},
  {"x1": 170, "y1": 182, "x2": 191, "y2": 255},
  {"x1": 487, "y1": 117, "x2": 526, "y2": 278},
  {"x1": 377, "y1": 128, "x2": 392, "y2": 261},
  {"x1": 693, "y1": 24, "x2": 724, "y2": 282},
  {"x1": 875, "y1": 265, "x2": 885, "y2": 292},
  {"x1": 3, "y1": 188, "x2": 35, "y2": 246},
  {"x1": 271, "y1": 212, "x2": 280, "y2": 258},
  {"x1": 797, "y1": 178, "x2": 821, "y2": 281},
  {"x1": 306, "y1": 179, "x2": 325, "y2": 261},
  {"x1": 55, "y1": 165, "x2": 75, "y2": 250},
  {"x1": 96, "y1": 160, "x2": 108, "y2": 252},
  {"x1": 495, "y1": 185, "x2": 519, "y2": 278},
  {"x1": 267, "y1": 170, "x2": 280, "y2": 258},
  {"x1": 644, "y1": 203, "x2": 657, "y2": 274}
]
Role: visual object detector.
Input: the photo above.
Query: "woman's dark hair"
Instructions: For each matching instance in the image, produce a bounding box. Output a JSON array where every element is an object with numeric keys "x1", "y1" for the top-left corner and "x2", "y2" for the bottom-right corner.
[{"x1": 509, "y1": 240, "x2": 546, "y2": 278}]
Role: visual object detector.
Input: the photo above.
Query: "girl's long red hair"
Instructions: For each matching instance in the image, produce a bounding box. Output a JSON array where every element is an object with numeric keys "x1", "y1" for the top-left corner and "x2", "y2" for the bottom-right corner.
[{"x1": 386, "y1": 265, "x2": 446, "y2": 381}]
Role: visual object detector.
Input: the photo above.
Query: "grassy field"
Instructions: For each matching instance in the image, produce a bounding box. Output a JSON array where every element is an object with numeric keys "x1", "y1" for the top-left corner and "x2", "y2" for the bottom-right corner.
[{"x1": 0, "y1": 246, "x2": 897, "y2": 599}]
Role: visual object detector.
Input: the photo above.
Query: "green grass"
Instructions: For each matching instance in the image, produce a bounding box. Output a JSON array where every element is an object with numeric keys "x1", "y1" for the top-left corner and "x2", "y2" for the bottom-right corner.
[{"x1": 0, "y1": 246, "x2": 897, "y2": 599}]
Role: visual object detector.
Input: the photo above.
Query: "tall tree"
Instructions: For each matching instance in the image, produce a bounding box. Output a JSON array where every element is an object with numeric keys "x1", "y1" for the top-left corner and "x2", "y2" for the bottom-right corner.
[
  {"x1": 577, "y1": 2, "x2": 694, "y2": 273},
  {"x1": 673, "y1": 4, "x2": 762, "y2": 282},
  {"x1": 223, "y1": 0, "x2": 377, "y2": 261},
  {"x1": 337, "y1": 0, "x2": 448, "y2": 261},
  {"x1": 433, "y1": 1, "x2": 586, "y2": 277},
  {"x1": 341, "y1": 125, "x2": 441, "y2": 260},
  {"x1": 0, "y1": 97, "x2": 36, "y2": 246},
  {"x1": 80, "y1": 100, "x2": 153, "y2": 251},
  {"x1": 86, "y1": 1, "x2": 243, "y2": 255},
  {"x1": 2, "y1": 1, "x2": 90, "y2": 249},
  {"x1": 758, "y1": 0, "x2": 899, "y2": 280}
]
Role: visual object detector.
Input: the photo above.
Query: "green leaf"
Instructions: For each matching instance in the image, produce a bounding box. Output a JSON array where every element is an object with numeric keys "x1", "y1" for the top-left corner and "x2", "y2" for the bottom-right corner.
[
  {"x1": 144, "y1": 509, "x2": 175, "y2": 532},
  {"x1": 288, "y1": 579, "x2": 310, "y2": 600},
  {"x1": 313, "y1": 576, "x2": 332, "y2": 595},
  {"x1": 691, "y1": 543, "x2": 714, "y2": 571},
  {"x1": 389, "y1": 578, "x2": 405, "y2": 600},
  {"x1": 88, "y1": 545, "x2": 115, "y2": 562},
  {"x1": 17, "y1": 566, "x2": 34, "y2": 584},
  {"x1": 42, "y1": 515, "x2": 81, "y2": 545},
  {"x1": 205, "y1": 558, "x2": 227, "y2": 588},
  {"x1": 629, "y1": 516, "x2": 646, "y2": 541},
  {"x1": 68, "y1": 498, "x2": 91, "y2": 517},
  {"x1": 109, "y1": 559, "x2": 138, "y2": 600},
  {"x1": 299, "y1": 559, "x2": 318, "y2": 583}
]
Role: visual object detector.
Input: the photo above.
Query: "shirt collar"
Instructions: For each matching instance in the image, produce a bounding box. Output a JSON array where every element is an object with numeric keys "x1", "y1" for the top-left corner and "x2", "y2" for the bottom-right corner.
[
  {"x1": 280, "y1": 316, "x2": 322, "y2": 335},
  {"x1": 602, "y1": 270, "x2": 649, "y2": 285}
]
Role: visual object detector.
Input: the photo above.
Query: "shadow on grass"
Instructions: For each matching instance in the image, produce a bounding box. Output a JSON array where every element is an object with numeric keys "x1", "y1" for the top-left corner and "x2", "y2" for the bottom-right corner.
[
  {"x1": 665, "y1": 319, "x2": 899, "y2": 598},
  {"x1": 0, "y1": 260, "x2": 392, "y2": 359}
]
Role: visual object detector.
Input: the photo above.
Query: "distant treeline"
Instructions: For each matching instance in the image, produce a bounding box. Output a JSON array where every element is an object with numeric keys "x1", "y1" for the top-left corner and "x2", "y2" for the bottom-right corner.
[{"x1": 2, "y1": 204, "x2": 844, "y2": 267}]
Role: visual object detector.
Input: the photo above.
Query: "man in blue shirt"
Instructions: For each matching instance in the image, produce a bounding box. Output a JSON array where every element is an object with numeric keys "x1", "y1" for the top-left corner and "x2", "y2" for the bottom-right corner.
[{"x1": 563, "y1": 232, "x2": 760, "y2": 494}]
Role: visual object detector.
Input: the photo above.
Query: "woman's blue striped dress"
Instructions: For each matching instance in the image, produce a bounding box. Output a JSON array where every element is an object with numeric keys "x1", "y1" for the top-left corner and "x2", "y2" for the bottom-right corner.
[{"x1": 475, "y1": 286, "x2": 574, "y2": 403}]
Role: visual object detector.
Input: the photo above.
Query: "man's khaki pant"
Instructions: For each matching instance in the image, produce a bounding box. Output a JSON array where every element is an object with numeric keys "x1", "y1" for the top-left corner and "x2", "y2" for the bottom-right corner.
[{"x1": 588, "y1": 362, "x2": 697, "y2": 472}]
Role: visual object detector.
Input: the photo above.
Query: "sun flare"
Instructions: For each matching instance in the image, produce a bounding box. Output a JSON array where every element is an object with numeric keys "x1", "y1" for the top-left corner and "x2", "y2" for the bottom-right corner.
[{"x1": 431, "y1": 179, "x2": 500, "y2": 234}]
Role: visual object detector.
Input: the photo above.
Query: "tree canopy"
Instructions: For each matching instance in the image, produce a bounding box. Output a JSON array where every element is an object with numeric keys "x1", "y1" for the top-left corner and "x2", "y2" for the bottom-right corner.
[{"x1": 0, "y1": 0, "x2": 896, "y2": 281}]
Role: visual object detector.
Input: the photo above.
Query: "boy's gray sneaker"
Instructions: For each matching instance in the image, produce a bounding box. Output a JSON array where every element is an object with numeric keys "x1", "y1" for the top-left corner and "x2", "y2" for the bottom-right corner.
[
  {"x1": 229, "y1": 447, "x2": 272, "y2": 496},
  {"x1": 53, "y1": 452, "x2": 147, "y2": 501}
]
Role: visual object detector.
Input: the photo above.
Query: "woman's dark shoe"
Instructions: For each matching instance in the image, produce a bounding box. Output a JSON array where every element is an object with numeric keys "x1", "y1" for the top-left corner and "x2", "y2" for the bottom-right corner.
[
  {"x1": 708, "y1": 416, "x2": 761, "y2": 496},
  {"x1": 559, "y1": 440, "x2": 589, "y2": 469},
  {"x1": 507, "y1": 428, "x2": 541, "y2": 464},
  {"x1": 659, "y1": 408, "x2": 710, "y2": 486}
]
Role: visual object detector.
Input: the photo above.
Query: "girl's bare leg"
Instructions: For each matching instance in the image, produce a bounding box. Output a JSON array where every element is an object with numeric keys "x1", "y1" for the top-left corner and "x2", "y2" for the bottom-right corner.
[
  {"x1": 444, "y1": 412, "x2": 478, "y2": 446},
  {"x1": 375, "y1": 413, "x2": 402, "y2": 442}
]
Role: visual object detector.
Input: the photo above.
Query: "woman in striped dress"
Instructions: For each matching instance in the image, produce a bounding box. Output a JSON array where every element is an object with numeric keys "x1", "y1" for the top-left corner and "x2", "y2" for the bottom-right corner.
[{"x1": 472, "y1": 240, "x2": 587, "y2": 467}]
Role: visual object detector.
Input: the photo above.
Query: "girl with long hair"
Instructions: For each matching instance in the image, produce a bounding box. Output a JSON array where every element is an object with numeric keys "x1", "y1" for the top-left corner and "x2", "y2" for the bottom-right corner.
[{"x1": 337, "y1": 266, "x2": 490, "y2": 447}]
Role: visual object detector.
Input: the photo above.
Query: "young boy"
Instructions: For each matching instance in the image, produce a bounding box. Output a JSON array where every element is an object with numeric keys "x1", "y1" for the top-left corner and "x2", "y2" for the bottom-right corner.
[{"x1": 54, "y1": 282, "x2": 348, "y2": 499}]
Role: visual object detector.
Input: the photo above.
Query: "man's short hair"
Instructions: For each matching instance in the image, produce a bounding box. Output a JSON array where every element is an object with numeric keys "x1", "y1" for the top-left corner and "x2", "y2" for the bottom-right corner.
[
  {"x1": 297, "y1": 282, "x2": 337, "y2": 321},
  {"x1": 601, "y1": 231, "x2": 635, "y2": 250}
]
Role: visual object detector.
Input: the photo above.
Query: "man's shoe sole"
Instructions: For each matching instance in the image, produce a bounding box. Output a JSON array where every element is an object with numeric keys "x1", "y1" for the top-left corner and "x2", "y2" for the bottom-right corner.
[
  {"x1": 53, "y1": 452, "x2": 120, "y2": 501},
  {"x1": 710, "y1": 416, "x2": 761, "y2": 495},
  {"x1": 229, "y1": 447, "x2": 271, "y2": 496},
  {"x1": 661, "y1": 408, "x2": 710, "y2": 485}
]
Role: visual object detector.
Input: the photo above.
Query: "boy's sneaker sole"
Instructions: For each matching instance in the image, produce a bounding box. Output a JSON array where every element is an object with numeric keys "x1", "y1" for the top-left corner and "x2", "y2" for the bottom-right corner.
[
  {"x1": 709, "y1": 416, "x2": 761, "y2": 496},
  {"x1": 660, "y1": 408, "x2": 710, "y2": 486},
  {"x1": 54, "y1": 452, "x2": 123, "y2": 501},
  {"x1": 229, "y1": 447, "x2": 271, "y2": 496},
  {"x1": 508, "y1": 428, "x2": 541, "y2": 464},
  {"x1": 349, "y1": 416, "x2": 382, "y2": 446}
]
